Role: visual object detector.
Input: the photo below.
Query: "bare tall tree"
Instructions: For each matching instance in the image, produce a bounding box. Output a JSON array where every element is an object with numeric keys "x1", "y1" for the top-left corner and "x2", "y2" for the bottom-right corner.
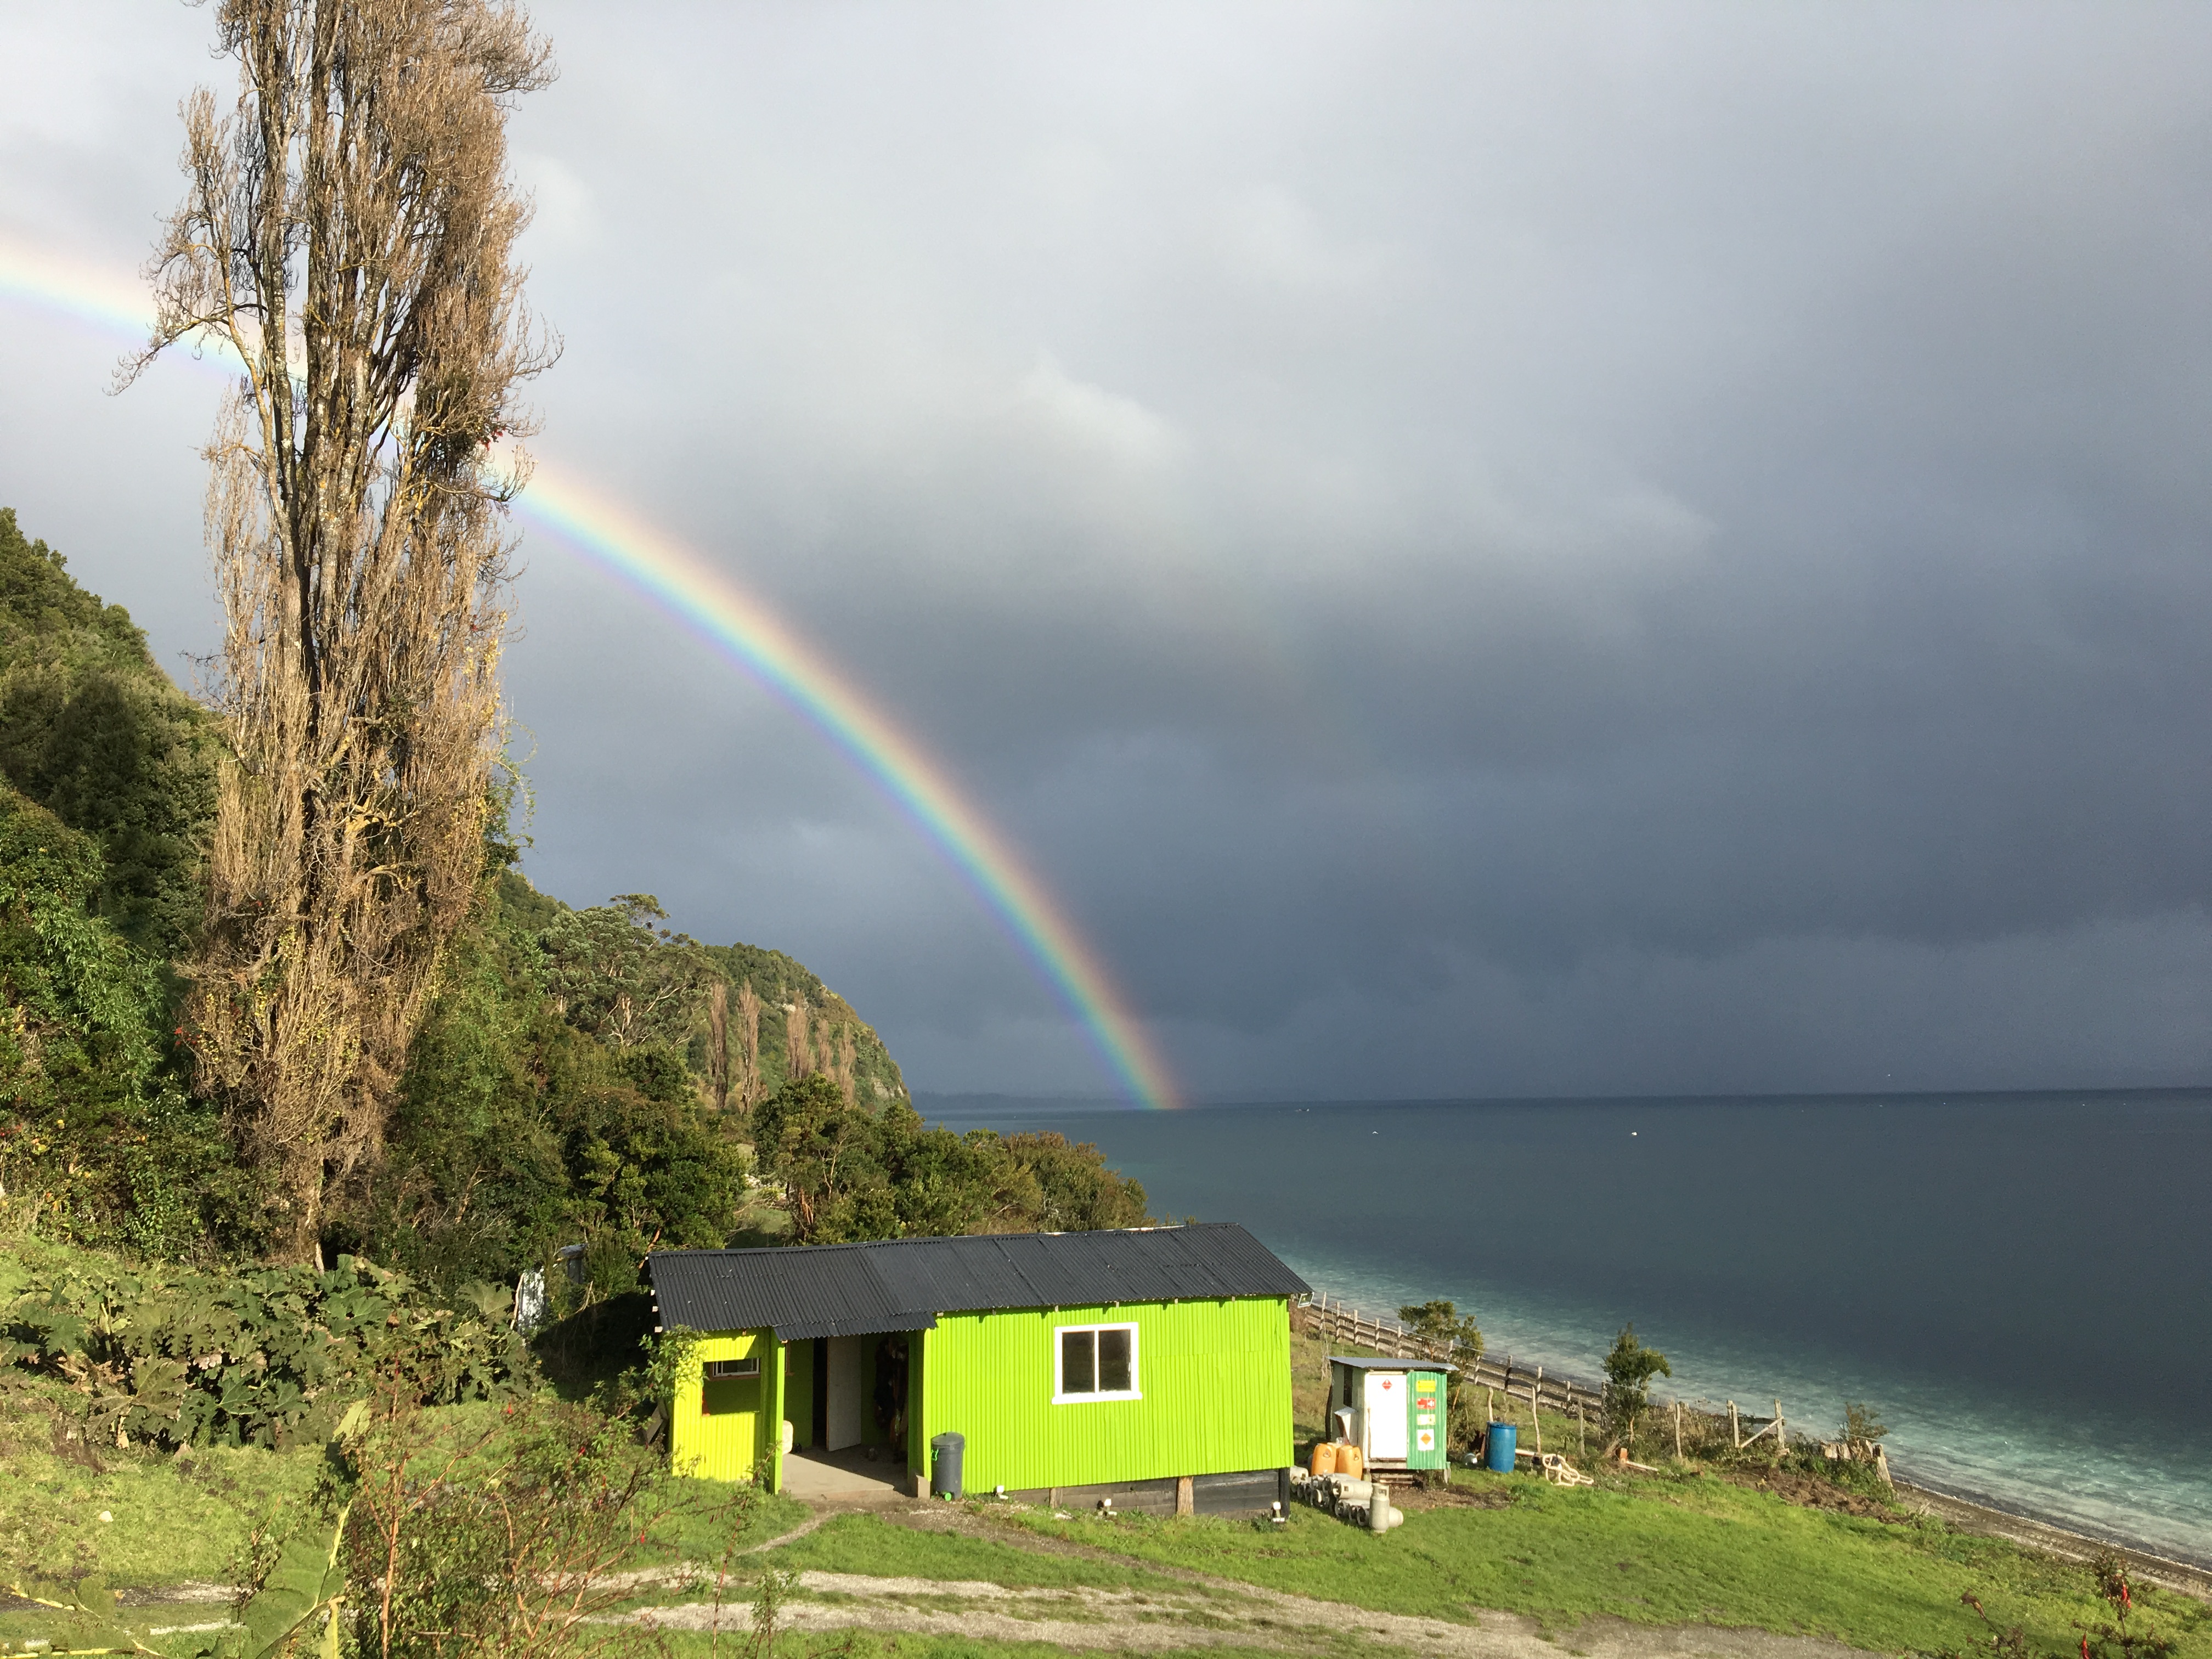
[
  {"x1": 833, "y1": 1023, "x2": 857, "y2": 1105},
  {"x1": 705, "y1": 980, "x2": 731, "y2": 1113},
  {"x1": 734, "y1": 979, "x2": 762, "y2": 1108},
  {"x1": 786, "y1": 1001, "x2": 812, "y2": 1082},
  {"x1": 125, "y1": 0, "x2": 556, "y2": 1262}
]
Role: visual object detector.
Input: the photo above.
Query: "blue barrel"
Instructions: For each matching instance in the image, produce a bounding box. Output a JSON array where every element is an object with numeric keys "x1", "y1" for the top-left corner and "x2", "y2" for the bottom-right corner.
[{"x1": 1485, "y1": 1420, "x2": 1517, "y2": 1472}]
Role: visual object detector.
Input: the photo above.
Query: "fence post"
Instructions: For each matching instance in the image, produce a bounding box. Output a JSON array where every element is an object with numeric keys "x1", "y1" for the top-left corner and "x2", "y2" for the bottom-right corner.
[
  {"x1": 1774, "y1": 1401, "x2": 1783, "y2": 1451},
  {"x1": 1729, "y1": 1400, "x2": 1739, "y2": 1449}
]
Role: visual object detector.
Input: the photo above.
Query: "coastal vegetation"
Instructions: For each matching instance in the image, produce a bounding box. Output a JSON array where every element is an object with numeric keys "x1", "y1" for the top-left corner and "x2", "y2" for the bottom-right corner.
[
  {"x1": 1600, "y1": 1323, "x2": 1673, "y2": 1444},
  {"x1": 1, "y1": 7, "x2": 2199, "y2": 1654},
  {"x1": 1, "y1": 1111, "x2": 2200, "y2": 1659},
  {"x1": 3, "y1": 499, "x2": 2197, "y2": 1651},
  {"x1": 4, "y1": 1318, "x2": 2205, "y2": 1659}
]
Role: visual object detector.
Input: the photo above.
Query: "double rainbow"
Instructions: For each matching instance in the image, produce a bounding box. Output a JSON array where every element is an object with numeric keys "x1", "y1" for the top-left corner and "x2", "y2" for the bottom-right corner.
[{"x1": 2, "y1": 238, "x2": 1178, "y2": 1110}]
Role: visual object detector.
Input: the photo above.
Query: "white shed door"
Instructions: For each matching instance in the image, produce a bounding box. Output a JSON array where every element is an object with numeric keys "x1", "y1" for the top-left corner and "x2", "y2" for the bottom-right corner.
[
  {"x1": 1364, "y1": 1373, "x2": 1407, "y2": 1462},
  {"x1": 826, "y1": 1335, "x2": 866, "y2": 1450}
]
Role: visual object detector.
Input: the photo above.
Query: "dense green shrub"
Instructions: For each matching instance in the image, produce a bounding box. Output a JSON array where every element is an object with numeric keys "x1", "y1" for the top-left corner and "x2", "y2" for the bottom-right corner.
[
  {"x1": 331, "y1": 1380, "x2": 689, "y2": 1659},
  {"x1": 0, "y1": 786, "x2": 247, "y2": 1258},
  {"x1": 0, "y1": 510, "x2": 242, "y2": 1258},
  {"x1": 331, "y1": 872, "x2": 748, "y2": 1299},
  {"x1": 995, "y1": 1128, "x2": 1155, "y2": 1232},
  {"x1": 752, "y1": 1074, "x2": 1153, "y2": 1244},
  {"x1": 1601, "y1": 1323, "x2": 1672, "y2": 1443},
  {"x1": 0, "y1": 1255, "x2": 525, "y2": 1449}
]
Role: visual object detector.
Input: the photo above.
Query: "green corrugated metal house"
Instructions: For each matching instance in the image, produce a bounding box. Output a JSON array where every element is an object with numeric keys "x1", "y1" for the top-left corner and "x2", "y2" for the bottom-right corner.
[{"x1": 646, "y1": 1223, "x2": 1310, "y2": 1512}]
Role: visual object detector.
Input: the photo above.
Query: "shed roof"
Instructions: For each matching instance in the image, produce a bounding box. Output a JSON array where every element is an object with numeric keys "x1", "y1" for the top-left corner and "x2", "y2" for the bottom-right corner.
[
  {"x1": 1330, "y1": 1355, "x2": 1459, "y2": 1374},
  {"x1": 648, "y1": 1223, "x2": 1310, "y2": 1342}
]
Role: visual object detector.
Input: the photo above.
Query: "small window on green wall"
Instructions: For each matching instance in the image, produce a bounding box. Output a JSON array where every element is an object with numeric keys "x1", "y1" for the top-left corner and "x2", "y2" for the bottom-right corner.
[
  {"x1": 707, "y1": 1357, "x2": 760, "y2": 1379},
  {"x1": 1055, "y1": 1323, "x2": 1139, "y2": 1402}
]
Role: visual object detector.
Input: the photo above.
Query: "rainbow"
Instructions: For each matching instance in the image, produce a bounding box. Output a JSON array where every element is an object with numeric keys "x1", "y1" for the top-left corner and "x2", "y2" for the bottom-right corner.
[
  {"x1": 1, "y1": 236, "x2": 1178, "y2": 1110},
  {"x1": 516, "y1": 474, "x2": 1178, "y2": 1110}
]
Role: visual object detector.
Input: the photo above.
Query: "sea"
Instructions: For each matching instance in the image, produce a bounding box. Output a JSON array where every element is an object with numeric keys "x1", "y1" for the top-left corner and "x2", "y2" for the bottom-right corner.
[{"x1": 926, "y1": 1089, "x2": 2212, "y2": 1566}]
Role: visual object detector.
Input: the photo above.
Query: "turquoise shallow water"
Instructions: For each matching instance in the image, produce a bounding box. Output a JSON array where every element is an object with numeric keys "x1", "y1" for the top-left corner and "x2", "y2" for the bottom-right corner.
[{"x1": 929, "y1": 1090, "x2": 2212, "y2": 1565}]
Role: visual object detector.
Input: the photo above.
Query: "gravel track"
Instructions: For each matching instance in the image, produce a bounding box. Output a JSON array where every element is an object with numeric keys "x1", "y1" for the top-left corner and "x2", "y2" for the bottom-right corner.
[
  {"x1": 620, "y1": 1565, "x2": 1869, "y2": 1657},
  {"x1": 609, "y1": 1501, "x2": 1867, "y2": 1657}
]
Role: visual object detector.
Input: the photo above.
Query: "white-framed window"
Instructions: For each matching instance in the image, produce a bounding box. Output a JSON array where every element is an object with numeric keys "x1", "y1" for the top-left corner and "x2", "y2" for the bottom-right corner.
[
  {"x1": 1054, "y1": 1322, "x2": 1139, "y2": 1402},
  {"x1": 705, "y1": 1356, "x2": 760, "y2": 1380}
]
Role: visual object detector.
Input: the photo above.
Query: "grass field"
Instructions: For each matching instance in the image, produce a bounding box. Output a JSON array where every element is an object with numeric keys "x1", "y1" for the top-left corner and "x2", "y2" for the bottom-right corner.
[
  {"x1": 4, "y1": 1282, "x2": 2207, "y2": 1658},
  {"x1": 756, "y1": 1513, "x2": 1199, "y2": 1597},
  {"x1": 0, "y1": 1375, "x2": 326, "y2": 1588},
  {"x1": 6, "y1": 1444, "x2": 2208, "y2": 1656},
  {"x1": 765, "y1": 1475, "x2": 2211, "y2": 1657}
]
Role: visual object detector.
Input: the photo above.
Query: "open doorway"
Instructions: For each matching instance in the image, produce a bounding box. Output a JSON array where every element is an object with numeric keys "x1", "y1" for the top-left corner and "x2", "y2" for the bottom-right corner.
[
  {"x1": 825, "y1": 1335, "x2": 865, "y2": 1449},
  {"x1": 801, "y1": 1332, "x2": 912, "y2": 1462},
  {"x1": 872, "y1": 1334, "x2": 910, "y2": 1466},
  {"x1": 781, "y1": 1330, "x2": 918, "y2": 1501}
]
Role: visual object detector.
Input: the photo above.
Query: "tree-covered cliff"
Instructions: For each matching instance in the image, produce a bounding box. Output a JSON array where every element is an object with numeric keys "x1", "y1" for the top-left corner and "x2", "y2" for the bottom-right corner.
[{"x1": 0, "y1": 508, "x2": 1147, "y2": 1294}]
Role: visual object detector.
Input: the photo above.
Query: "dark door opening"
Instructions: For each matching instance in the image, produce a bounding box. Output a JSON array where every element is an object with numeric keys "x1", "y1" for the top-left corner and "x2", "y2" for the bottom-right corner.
[
  {"x1": 810, "y1": 1336, "x2": 828, "y2": 1450},
  {"x1": 872, "y1": 1334, "x2": 910, "y2": 1466}
]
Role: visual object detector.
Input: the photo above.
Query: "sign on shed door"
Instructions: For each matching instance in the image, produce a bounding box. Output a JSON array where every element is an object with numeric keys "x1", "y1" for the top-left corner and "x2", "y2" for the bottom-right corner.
[
  {"x1": 826, "y1": 1335, "x2": 866, "y2": 1450},
  {"x1": 1364, "y1": 1373, "x2": 1407, "y2": 1462}
]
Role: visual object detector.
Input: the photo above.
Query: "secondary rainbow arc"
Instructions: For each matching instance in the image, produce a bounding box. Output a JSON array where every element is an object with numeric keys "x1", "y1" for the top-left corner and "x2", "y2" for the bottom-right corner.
[{"x1": 0, "y1": 238, "x2": 1178, "y2": 1110}]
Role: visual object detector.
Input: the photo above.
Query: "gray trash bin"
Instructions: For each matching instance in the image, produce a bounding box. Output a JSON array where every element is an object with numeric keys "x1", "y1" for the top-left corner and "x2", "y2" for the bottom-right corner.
[{"x1": 929, "y1": 1431, "x2": 964, "y2": 1498}]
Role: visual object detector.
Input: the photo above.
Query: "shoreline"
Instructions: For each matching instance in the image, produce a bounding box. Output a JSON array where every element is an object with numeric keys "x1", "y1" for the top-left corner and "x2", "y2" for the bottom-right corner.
[
  {"x1": 1895, "y1": 1481, "x2": 2212, "y2": 1604},
  {"x1": 1295, "y1": 1284, "x2": 2212, "y2": 1588}
]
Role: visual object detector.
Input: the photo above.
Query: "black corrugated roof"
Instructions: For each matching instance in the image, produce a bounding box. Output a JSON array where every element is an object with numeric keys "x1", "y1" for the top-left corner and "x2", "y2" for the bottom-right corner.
[{"x1": 648, "y1": 1223, "x2": 1310, "y2": 1342}]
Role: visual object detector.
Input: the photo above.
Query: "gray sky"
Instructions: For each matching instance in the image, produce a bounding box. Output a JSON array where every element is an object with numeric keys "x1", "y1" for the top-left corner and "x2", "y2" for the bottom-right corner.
[{"x1": 5, "y1": 1, "x2": 2211, "y2": 1101}]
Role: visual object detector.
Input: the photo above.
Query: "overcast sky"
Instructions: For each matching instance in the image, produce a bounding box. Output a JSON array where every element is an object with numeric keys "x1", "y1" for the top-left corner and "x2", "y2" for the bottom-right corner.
[{"x1": 5, "y1": 1, "x2": 2211, "y2": 1102}]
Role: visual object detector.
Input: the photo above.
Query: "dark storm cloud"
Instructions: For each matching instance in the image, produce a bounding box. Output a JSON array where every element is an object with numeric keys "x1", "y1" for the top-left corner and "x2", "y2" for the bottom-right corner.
[{"x1": 7, "y1": 1, "x2": 2210, "y2": 1097}]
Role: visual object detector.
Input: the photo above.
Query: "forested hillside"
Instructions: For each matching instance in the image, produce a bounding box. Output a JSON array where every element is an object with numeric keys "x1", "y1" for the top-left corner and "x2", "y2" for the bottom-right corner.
[
  {"x1": 0, "y1": 509, "x2": 215, "y2": 958},
  {"x1": 0, "y1": 508, "x2": 1148, "y2": 1300}
]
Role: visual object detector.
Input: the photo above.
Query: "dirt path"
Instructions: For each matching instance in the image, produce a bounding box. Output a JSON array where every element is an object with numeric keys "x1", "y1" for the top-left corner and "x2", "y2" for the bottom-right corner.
[
  {"x1": 623, "y1": 1565, "x2": 1866, "y2": 1658},
  {"x1": 614, "y1": 1501, "x2": 1864, "y2": 1658}
]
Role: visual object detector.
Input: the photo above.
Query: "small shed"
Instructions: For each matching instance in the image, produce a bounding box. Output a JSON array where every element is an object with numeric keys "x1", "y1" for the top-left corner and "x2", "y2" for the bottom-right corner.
[
  {"x1": 647, "y1": 1223, "x2": 1310, "y2": 1513},
  {"x1": 1328, "y1": 1356, "x2": 1454, "y2": 1472}
]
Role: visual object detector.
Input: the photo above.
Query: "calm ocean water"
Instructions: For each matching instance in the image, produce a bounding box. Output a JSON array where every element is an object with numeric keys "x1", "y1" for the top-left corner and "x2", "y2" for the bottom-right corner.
[{"x1": 930, "y1": 1090, "x2": 2212, "y2": 1565}]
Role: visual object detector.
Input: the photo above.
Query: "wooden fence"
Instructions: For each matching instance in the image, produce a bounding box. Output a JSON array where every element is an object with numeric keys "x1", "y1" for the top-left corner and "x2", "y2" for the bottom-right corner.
[
  {"x1": 1298, "y1": 1293, "x2": 1797, "y2": 1449},
  {"x1": 1297, "y1": 1293, "x2": 1606, "y2": 1417}
]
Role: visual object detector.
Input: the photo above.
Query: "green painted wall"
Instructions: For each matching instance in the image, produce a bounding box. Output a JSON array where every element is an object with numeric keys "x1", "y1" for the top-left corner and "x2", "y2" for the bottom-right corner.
[
  {"x1": 669, "y1": 1296, "x2": 1291, "y2": 1494},
  {"x1": 916, "y1": 1296, "x2": 1293, "y2": 1492},
  {"x1": 1409, "y1": 1368, "x2": 1448, "y2": 1470},
  {"x1": 670, "y1": 1329, "x2": 780, "y2": 1483}
]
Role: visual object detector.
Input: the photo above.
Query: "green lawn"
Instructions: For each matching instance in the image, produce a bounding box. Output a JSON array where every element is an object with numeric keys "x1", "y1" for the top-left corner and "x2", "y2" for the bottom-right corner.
[
  {"x1": 631, "y1": 1470, "x2": 2212, "y2": 1657},
  {"x1": 982, "y1": 1470, "x2": 2211, "y2": 1656},
  {"x1": 0, "y1": 1383, "x2": 803, "y2": 1596},
  {"x1": 0, "y1": 1379, "x2": 326, "y2": 1588},
  {"x1": 754, "y1": 1511, "x2": 1214, "y2": 1598},
  {"x1": 631, "y1": 1474, "x2": 812, "y2": 1569}
]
